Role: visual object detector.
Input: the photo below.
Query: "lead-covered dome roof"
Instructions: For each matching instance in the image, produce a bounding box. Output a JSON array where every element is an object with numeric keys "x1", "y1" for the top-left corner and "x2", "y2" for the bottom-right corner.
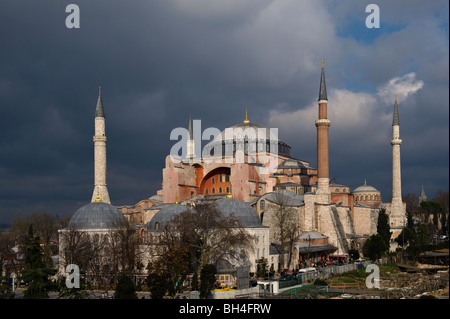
[
  {"x1": 209, "y1": 119, "x2": 291, "y2": 157},
  {"x1": 353, "y1": 183, "x2": 380, "y2": 193},
  {"x1": 147, "y1": 204, "x2": 193, "y2": 231},
  {"x1": 68, "y1": 202, "x2": 127, "y2": 230},
  {"x1": 215, "y1": 198, "x2": 263, "y2": 228}
]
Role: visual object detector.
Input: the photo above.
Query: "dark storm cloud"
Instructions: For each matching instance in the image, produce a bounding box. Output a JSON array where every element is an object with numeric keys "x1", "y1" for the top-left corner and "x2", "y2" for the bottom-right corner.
[{"x1": 0, "y1": 0, "x2": 448, "y2": 223}]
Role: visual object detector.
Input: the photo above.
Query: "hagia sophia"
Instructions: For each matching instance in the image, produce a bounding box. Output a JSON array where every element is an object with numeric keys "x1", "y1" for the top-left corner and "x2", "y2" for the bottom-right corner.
[{"x1": 58, "y1": 61, "x2": 407, "y2": 278}]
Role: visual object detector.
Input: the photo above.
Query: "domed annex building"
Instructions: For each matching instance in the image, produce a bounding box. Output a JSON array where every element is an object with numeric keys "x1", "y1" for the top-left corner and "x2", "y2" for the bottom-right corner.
[{"x1": 144, "y1": 198, "x2": 269, "y2": 278}]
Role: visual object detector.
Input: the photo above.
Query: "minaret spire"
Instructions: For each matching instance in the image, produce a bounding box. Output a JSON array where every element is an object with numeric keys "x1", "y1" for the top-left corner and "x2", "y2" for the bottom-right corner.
[
  {"x1": 393, "y1": 94, "x2": 399, "y2": 126},
  {"x1": 187, "y1": 115, "x2": 195, "y2": 159},
  {"x1": 95, "y1": 86, "x2": 105, "y2": 118},
  {"x1": 319, "y1": 59, "x2": 327, "y2": 101},
  {"x1": 419, "y1": 185, "x2": 427, "y2": 204},
  {"x1": 188, "y1": 114, "x2": 193, "y2": 140},
  {"x1": 91, "y1": 87, "x2": 111, "y2": 204}
]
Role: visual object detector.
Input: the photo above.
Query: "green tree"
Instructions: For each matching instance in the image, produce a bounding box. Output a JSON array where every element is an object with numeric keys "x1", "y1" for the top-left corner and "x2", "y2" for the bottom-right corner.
[
  {"x1": 114, "y1": 273, "x2": 137, "y2": 299},
  {"x1": 199, "y1": 264, "x2": 216, "y2": 299},
  {"x1": 148, "y1": 272, "x2": 168, "y2": 299},
  {"x1": 56, "y1": 273, "x2": 89, "y2": 299},
  {"x1": 362, "y1": 234, "x2": 387, "y2": 261},
  {"x1": 256, "y1": 257, "x2": 268, "y2": 278},
  {"x1": 0, "y1": 275, "x2": 14, "y2": 299},
  {"x1": 377, "y1": 209, "x2": 392, "y2": 249},
  {"x1": 348, "y1": 249, "x2": 360, "y2": 261},
  {"x1": 396, "y1": 227, "x2": 416, "y2": 247},
  {"x1": 191, "y1": 270, "x2": 199, "y2": 291},
  {"x1": 21, "y1": 232, "x2": 57, "y2": 299}
]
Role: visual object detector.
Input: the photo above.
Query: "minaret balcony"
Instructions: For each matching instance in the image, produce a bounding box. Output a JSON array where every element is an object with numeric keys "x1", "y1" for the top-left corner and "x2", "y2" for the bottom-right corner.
[
  {"x1": 93, "y1": 135, "x2": 107, "y2": 142},
  {"x1": 315, "y1": 119, "x2": 331, "y2": 127},
  {"x1": 390, "y1": 138, "x2": 402, "y2": 145}
]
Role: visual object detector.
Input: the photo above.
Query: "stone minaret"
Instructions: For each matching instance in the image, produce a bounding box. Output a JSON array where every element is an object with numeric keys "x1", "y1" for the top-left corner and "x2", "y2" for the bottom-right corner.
[
  {"x1": 91, "y1": 87, "x2": 111, "y2": 204},
  {"x1": 389, "y1": 95, "x2": 405, "y2": 227},
  {"x1": 315, "y1": 59, "x2": 331, "y2": 202}
]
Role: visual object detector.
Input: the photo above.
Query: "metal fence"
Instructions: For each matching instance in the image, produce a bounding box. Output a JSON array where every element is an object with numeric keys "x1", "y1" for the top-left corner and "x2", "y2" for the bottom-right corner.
[{"x1": 279, "y1": 261, "x2": 372, "y2": 289}]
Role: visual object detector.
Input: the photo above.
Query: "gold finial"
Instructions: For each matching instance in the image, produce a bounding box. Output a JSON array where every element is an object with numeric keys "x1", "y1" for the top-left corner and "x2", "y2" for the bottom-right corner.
[
  {"x1": 243, "y1": 108, "x2": 250, "y2": 124},
  {"x1": 95, "y1": 188, "x2": 102, "y2": 202},
  {"x1": 364, "y1": 179, "x2": 367, "y2": 186},
  {"x1": 322, "y1": 58, "x2": 324, "y2": 69},
  {"x1": 99, "y1": 86, "x2": 101, "y2": 96},
  {"x1": 226, "y1": 185, "x2": 233, "y2": 199}
]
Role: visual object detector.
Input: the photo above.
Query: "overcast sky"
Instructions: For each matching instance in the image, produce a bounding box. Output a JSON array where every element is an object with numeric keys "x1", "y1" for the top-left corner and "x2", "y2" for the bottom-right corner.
[{"x1": 0, "y1": 0, "x2": 448, "y2": 223}]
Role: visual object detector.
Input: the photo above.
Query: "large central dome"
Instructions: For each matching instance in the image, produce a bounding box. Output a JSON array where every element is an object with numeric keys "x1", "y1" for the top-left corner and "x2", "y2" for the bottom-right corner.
[{"x1": 207, "y1": 113, "x2": 291, "y2": 158}]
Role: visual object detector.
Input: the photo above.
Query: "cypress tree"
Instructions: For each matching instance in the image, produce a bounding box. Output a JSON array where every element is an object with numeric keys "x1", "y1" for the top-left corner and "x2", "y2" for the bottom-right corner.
[{"x1": 377, "y1": 209, "x2": 392, "y2": 249}]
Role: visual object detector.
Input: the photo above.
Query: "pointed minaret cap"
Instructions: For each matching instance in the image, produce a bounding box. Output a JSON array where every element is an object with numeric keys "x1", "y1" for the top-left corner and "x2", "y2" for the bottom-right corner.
[
  {"x1": 392, "y1": 94, "x2": 399, "y2": 126},
  {"x1": 319, "y1": 59, "x2": 327, "y2": 101},
  {"x1": 95, "y1": 86, "x2": 106, "y2": 118},
  {"x1": 188, "y1": 114, "x2": 193, "y2": 139}
]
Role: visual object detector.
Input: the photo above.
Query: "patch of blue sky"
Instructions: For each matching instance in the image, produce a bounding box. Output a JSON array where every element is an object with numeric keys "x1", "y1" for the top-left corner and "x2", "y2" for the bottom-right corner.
[{"x1": 336, "y1": 18, "x2": 407, "y2": 45}]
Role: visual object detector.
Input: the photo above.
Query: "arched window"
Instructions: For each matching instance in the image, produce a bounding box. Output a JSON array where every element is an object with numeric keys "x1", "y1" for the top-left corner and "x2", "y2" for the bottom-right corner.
[
  {"x1": 155, "y1": 222, "x2": 160, "y2": 230},
  {"x1": 205, "y1": 188, "x2": 209, "y2": 195},
  {"x1": 211, "y1": 177, "x2": 215, "y2": 184},
  {"x1": 212, "y1": 188, "x2": 215, "y2": 194},
  {"x1": 219, "y1": 187, "x2": 222, "y2": 193},
  {"x1": 226, "y1": 186, "x2": 230, "y2": 194}
]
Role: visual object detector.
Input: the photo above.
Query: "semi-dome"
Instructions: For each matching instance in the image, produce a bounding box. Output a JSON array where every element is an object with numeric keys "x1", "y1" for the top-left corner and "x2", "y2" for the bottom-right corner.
[
  {"x1": 147, "y1": 204, "x2": 193, "y2": 231},
  {"x1": 215, "y1": 198, "x2": 263, "y2": 228},
  {"x1": 68, "y1": 202, "x2": 127, "y2": 230}
]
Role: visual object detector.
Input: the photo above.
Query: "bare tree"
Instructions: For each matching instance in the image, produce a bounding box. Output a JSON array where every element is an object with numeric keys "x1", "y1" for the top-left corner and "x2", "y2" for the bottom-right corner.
[
  {"x1": 107, "y1": 219, "x2": 144, "y2": 276},
  {"x1": 147, "y1": 202, "x2": 255, "y2": 285},
  {"x1": 270, "y1": 191, "x2": 299, "y2": 270}
]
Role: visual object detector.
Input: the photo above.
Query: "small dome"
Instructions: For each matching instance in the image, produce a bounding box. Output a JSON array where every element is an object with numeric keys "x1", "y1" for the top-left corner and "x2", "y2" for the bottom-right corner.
[
  {"x1": 353, "y1": 184, "x2": 379, "y2": 193},
  {"x1": 147, "y1": 204, "x2": 193, "y2": 231},
  {"x1": 68, "y1": 202, "x2": 127, "y2": 230},
  {"x1": 215, "y1": 198, "x2": 262, "y2": 228}
]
